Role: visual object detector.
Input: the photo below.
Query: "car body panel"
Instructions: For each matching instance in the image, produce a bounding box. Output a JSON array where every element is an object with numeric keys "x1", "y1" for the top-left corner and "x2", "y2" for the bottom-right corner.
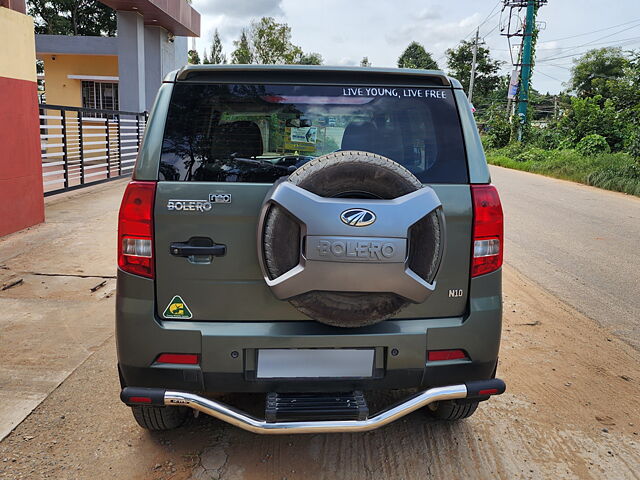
[
  {"x1": 153, "y1": 182, "x2": 471, "y2": 321},
  {"x1": 455, "y1": 89, "x2": 491, "y2": 184},
  {"x1": 134, "y1": 82, "x2": 173, "y2": 181},
  {"x1": 116, "y1": 267, "x2": 501, "y2": 392}
]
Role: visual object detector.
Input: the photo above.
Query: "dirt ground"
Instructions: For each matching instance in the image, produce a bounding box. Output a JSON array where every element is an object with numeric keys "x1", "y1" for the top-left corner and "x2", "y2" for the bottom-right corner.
[
  {"x1": 0, "y1": 265, "x2": 638, "y2": 480},
  {"x1": 0, "y1": 181, "x2": 122, "y2": 441}
]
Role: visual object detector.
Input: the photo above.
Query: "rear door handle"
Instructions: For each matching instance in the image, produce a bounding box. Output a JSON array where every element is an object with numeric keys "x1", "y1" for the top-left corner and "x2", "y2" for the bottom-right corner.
[{"x1": 170, "y1": 238, "x2": 226, "y2": 257}]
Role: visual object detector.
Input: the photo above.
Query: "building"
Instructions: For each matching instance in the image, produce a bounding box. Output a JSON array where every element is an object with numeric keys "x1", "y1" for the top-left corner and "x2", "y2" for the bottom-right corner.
[
  {"x1": 0, "y1": 1, "x2": 44, "y2": 237},
  {"x1": 36, "y1": 0, "x2": 200, "y2": 112},
  {"x1": 0, "y1": 0, "x2": 200, "y2": 238}
]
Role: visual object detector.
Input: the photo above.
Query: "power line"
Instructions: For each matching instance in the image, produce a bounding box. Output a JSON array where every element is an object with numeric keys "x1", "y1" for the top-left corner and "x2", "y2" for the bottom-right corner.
[
  {"x1": 537, "y1": 23, "x2": 640, "y2": 62},
  {"x1": 482, "y1": 22, "x2": 501, "y2": 40},
  {"x1": 479, "y1": 11, "x2": 503, "y2": 37},
  {"x1": 466, "y1": 1, "x2": 503, "y2": 39},
  {"x1": 543, "y1": 63, "x2": 573, "y2": 70},
  {"x1": 576, "y1": 22, "x2": 640, "y2": 48},
  {"x1": 435, "y1": 1, "x2": 505, "y2": 65},
  {"x1": 538, "y1": 38, "x2": 640, "y2": 63},
  {"x1": 535, "y1": 70, "x2": 565, "y2": 82},
  {"x1": 541, "y1": 18, "x2": 640, "y2": 42},
  {"x1": 539, "y1": 35, "x2": 640, "y2": 52}
]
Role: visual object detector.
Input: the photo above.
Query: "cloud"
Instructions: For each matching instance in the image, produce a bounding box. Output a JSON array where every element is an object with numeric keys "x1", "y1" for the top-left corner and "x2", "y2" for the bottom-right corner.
[
  {"x1": 336, "y1": 57, "x2": 358, "y2": 66},
  {"x1": 386, "y1": 13, "x2": 482, "y2": 48},
  {"x1": 193, "y1": 0, "x2": 284, "y2": 19},
  {"x1": 417, "y1": 6, "x2": 442, "y2": 21}
]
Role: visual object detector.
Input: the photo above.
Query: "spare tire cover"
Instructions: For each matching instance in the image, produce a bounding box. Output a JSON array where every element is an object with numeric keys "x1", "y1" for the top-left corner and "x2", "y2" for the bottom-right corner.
[{"x1": 262, "y1": 151, "x2": 443, "y2": 327}]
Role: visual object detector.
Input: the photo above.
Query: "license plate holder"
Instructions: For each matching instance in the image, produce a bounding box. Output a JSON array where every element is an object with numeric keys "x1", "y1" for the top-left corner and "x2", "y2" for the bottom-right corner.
[{"x1": 256, "y1": 348, "x2": 375, "y2": 379}]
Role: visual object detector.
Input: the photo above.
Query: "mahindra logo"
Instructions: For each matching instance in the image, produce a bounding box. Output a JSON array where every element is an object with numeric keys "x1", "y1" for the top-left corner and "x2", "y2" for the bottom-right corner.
[{"x1": 340, "y1": 208, "x2": 376, "y2": 227}]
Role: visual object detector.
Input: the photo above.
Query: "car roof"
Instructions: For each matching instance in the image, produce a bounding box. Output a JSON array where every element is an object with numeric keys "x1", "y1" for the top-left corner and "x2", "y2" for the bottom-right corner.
[{"x1": 165, "y1": 64, "x2": 462, "y2": 88}]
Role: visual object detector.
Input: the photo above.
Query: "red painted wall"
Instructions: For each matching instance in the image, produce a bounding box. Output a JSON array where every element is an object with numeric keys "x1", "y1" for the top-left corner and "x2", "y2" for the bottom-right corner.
[{"x1": 0, "y1": 76, "x2": 45, "y2": 237}]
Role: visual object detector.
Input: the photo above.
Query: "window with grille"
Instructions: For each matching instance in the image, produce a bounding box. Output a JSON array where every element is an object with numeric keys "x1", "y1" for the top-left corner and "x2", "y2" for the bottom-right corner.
[{"x1": 81, "y1": 81, "x2": 119, "y2": 114}]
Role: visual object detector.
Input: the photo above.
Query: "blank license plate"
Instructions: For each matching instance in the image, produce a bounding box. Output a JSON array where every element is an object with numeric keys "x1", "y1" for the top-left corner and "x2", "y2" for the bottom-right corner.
[{"x1": 256, "y1": 349, "x2": 375, "y2": 379}]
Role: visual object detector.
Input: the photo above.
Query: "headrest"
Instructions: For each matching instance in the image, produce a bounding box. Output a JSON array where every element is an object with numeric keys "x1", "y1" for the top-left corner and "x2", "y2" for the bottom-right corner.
[
  {"x1": 340, "y1": 121, "x2": 378, "y2": 152},
  {"x1": 212, "y1": 120, "x2": 263, "y2": 159}
]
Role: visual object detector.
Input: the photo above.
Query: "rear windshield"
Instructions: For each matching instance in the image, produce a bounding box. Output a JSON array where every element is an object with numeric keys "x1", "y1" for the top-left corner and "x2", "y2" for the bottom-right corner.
[{"x1": 159, "y1": 83, "x2": 468, "y2": 183}]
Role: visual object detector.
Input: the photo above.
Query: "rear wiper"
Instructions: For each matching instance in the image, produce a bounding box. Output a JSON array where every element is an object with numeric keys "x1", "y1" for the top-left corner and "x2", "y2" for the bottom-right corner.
[{"x1": 231, "y1": 156, "x2": 291, "y2": 171}]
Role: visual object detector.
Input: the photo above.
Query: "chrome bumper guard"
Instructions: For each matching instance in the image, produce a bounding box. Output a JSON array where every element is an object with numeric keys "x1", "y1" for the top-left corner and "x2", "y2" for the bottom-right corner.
[{"x1": 121, "y1": 379, "x2": 505, "y2": 435}]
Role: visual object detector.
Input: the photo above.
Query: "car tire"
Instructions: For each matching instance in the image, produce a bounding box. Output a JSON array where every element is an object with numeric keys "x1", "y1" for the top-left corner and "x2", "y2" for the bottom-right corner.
[
  {"x1": 262, "y1": 150, "x2": 444, "y2": 328},
  {"x1": 130, "y1": 405, "x2": 190, "y2": 431},
  {"x1": 426, "y1": 400, "x2": 479, "y2": 421}
]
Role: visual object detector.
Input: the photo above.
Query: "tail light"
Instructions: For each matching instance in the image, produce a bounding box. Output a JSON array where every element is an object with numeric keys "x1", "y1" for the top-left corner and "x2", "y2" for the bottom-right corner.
[
  {"x1": 118, "y1": 181, "x2": 156, "y2": 278},
  {"x1": 471, "y1": 185, "x2": 503, "y2": 277}
]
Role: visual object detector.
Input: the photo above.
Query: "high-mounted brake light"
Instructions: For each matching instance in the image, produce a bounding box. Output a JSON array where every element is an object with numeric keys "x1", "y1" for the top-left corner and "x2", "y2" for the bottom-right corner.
[
  {"x1": 471, "y1": 185, "x2": 503, "y2": 277},
  {"x1": 118, "y1": 181, "x2": 156, "y2": 278}
]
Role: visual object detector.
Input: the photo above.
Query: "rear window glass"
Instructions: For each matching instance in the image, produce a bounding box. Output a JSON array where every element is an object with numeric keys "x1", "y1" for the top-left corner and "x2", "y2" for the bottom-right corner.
[{"x1": 159, "y1": 84, "x2": 468, "y2": 183}]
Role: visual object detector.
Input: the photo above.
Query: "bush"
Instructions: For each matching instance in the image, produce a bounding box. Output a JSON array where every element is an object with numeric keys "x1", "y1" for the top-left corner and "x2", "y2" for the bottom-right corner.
[
  {"x1": 513, "y1": 147, "x2": 547, "y2": 163},
  {"x1": 486, "y1": 147, "x2": 640, "y2": 197},
  {"x1": 576, "y1": 134, "x2": 611, "y2": 156},
  {"x1": 483, "y1": 110, "x2": 512, "y2": 149},
  {"x1": 629, "y1": 130, "x2": 640, "y2": 159},
  {"x1": 586, "y1": 162, "x2": 640, "y2": 196},
  {"x1": 623, "y1": 107, "x2": 640, "y2": 158},
  {"x1": 530, "y1": 126, "x2": 561, "y2": 150},
  {"x1": 500, "y1": 142, "x2": 526, "y2": 158},
  {"x1": 480, "y1": 134, "x2": 493, "y2": 152},
  {"x1": 558, "y1": 96, "x2": 625, "y2": 151}
]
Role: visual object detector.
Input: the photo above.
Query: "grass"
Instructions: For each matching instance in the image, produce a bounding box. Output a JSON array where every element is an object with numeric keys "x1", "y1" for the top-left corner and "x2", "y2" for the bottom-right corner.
[{"x1": 485, "y1": 146, "x2": 640, "y2": 197}]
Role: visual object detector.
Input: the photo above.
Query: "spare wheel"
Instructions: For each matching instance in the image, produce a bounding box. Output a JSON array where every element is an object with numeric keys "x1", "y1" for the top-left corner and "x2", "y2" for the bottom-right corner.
[{"x1": 258, "y1": 151, "x2": 445, "y2": 327}]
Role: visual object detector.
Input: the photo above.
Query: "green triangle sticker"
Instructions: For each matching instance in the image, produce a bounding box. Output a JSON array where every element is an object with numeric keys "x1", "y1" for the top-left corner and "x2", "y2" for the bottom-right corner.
[{"x1": 163, "y1": 295, "x2": 193, "y2": 319}]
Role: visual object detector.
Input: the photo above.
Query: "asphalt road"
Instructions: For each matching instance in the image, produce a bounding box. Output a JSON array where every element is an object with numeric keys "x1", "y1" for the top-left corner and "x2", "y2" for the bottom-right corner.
[{"x1": 491, "y1": 165, "x2": 640, "y2": 350}]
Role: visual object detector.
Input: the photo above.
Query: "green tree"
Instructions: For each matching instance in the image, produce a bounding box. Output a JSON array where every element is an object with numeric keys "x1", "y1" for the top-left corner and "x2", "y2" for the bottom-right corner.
[
  {"x1": 570, "y1": 47, "x2": 629, "y2": 98},
  {"x1": 250, "y1": 17, "x2": 303, "y2": 64},
  {"x1": 230, "y1": 17, "x2": 323, "y2": 66},
  {"x1": 28, "y1": 0, "x2": 116, "y2": 36},
  {"x1": 445, "y1": 39, "x2": 502, "y2": 103},
  {"x1": 209, "y1": 29, "x2": 227, "y2": 64},
  {"x1": 360, "y1": 56, "x2": 372, "y2": 67},
  {"x1": 397, "y1": 42, "x2": 438, "y2": 70},
  {"x1": 188, "y1": 49, "x2": 201, "y2": 65},
  {"x1": 231, "y1": 29, "x2": 253, "y2": 64},
  {"x1": 298, "y1": 52, "x2": 323, "y2": 65},
  {"x1": 558, "y1": 95, "x2": 624, "y2": 151}
]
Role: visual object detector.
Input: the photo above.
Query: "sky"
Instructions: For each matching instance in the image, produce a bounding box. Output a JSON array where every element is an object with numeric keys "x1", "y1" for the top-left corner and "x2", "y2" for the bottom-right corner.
[{"x1": 190, "y1": 0, "x2": 640, "y2": 95}]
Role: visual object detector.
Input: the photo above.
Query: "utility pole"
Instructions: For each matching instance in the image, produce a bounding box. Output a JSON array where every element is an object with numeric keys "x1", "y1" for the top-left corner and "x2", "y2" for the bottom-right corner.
[
  {"x1": 517, "y1": 0, "x2": 536, "y2": 140},
  {"x1": 468, "y1": 27, "x2": 479, "y2": 103},
  {"x1": 502, "y1": 1, "x2": 546, "y2": 141}
]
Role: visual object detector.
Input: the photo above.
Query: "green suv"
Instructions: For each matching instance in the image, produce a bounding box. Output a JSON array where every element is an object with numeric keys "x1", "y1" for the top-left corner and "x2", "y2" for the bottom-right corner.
[{"x1": 117, "y1": 65, "x2": 505, "y2": 434}]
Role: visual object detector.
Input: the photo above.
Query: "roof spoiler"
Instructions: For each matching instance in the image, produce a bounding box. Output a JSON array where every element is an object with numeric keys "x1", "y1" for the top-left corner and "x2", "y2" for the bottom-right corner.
[{"x1": 167, "y1": 65, "x2": 456, "y2": 87}]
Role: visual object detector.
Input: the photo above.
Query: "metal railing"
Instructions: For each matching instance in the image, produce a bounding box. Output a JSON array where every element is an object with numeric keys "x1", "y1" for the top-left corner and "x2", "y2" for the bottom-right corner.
[{"x1": 38, "y1": 104, "x2": 147, "y2": 196}]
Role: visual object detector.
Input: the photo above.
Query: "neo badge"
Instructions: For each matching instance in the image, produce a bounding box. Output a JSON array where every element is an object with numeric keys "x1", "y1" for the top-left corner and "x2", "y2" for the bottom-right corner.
[{"x1": 163, "y1": 295, "x2": 193, "y2": 319}]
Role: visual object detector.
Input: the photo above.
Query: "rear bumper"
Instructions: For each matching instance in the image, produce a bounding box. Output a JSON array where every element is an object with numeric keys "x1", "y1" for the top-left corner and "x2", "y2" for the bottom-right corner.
[
  {"x1": 120, "y1": 379, "x2": 506, "y2": 434},
  {"x1": 116, "y1": 268, "x2": 502, "y2": 393}
]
